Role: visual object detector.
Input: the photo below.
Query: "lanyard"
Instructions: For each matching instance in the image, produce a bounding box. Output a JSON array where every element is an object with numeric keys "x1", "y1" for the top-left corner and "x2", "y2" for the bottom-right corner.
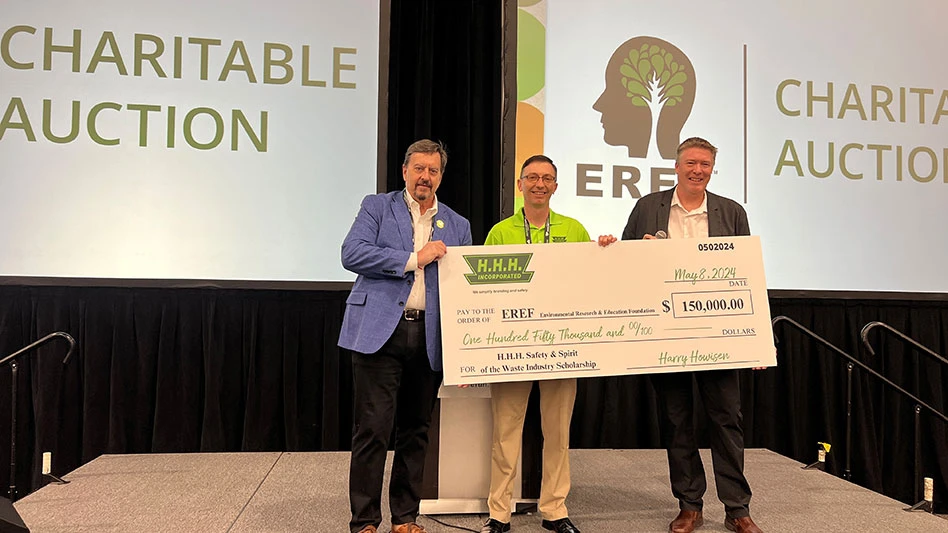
[{"x1": 522, "y1": 208, "x2": 551, "y2": 244}]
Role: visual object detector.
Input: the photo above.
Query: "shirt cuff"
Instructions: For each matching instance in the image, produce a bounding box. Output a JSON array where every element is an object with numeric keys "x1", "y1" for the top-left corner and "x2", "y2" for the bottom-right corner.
[{"x1": 405, "y1": 252, "x2": 419, "y2": 273}]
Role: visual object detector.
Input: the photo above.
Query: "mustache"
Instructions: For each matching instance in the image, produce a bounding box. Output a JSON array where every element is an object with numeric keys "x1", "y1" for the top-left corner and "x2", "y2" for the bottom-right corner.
[{"x1": 415, "y1": 180, "x2": 433, "y2": 188}]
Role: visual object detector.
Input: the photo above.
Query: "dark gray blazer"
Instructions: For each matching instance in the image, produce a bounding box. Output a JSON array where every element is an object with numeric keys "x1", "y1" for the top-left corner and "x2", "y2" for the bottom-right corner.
[{"x1": 621, "y1": 187, "x2": 750, "y2": 240}]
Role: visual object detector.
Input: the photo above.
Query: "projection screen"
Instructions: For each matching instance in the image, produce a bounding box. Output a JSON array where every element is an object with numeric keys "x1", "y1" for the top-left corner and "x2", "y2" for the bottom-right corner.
[
  {"x1": 514, "y1": 0, "x2": 948, "y2": 294},
  {"x1": 0, "y1": 0, "x2": 384, "y2": 285}
]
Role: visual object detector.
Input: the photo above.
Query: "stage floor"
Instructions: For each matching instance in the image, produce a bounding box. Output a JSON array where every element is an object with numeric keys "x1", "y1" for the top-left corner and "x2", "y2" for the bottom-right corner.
[{"x1": 14, "y1": 449, "x2": 946, "y2": 532}]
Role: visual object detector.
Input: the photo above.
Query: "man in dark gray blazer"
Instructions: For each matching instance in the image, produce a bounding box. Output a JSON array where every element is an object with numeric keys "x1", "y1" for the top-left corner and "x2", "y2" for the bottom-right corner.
[{"x1": 621, "y1": 138, "x2": 763, "y2": 533}]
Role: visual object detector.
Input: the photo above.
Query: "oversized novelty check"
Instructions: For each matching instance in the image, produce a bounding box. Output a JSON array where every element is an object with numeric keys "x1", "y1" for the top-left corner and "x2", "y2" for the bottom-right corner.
[{"x1": 438, "y1": 236, "x2": 776, "y2": 385}]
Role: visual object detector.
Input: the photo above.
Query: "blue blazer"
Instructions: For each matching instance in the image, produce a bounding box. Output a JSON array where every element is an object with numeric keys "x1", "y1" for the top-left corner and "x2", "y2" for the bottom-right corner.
[{"x1": 338, "y1": 190, "x2": 473, "y2": 371}]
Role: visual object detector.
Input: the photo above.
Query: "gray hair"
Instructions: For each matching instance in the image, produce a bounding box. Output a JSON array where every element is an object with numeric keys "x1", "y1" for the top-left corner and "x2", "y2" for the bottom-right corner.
[
  {"x1": 676, "y1": 137, "x2": 717, "y2": 163},
  {"x1": 403, "y1": 139, "x2": 448, "y2": 171}
]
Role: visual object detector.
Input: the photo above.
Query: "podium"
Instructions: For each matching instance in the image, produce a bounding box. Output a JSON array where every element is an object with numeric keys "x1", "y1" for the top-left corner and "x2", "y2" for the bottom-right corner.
[{"x1": 420, "y1": 384, "x2": 539, "y2": 514}]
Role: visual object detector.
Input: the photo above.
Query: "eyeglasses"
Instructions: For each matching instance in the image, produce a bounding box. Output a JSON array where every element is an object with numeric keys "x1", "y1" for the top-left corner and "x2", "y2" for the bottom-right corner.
[{"x1": 521, "y1": 174, "x2": 556, "y2": 185}]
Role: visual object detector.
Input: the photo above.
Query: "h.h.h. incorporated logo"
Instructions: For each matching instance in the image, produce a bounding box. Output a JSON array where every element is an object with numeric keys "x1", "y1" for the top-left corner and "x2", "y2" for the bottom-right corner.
[{"x1": 463, "y1": 253, "x2": 535, "y2": 285}]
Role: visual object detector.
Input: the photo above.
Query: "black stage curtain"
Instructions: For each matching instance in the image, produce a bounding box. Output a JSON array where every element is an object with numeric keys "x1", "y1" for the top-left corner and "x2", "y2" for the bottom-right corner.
[
  {"x1": 3, "y1": 290, "x2": 946, "y2": 510},
  {"x1": 0, "y1": 0, "x2": 945, "y2": 515},
  {"x1": 0, "y1": 286, "x2": 353, "y2": 495},
  {"x1": 386, "y1": 0, "x2": 503, "y2": 245},
  {"x1": 571, "y1": 298, "x2": 948, "y2": 511}
]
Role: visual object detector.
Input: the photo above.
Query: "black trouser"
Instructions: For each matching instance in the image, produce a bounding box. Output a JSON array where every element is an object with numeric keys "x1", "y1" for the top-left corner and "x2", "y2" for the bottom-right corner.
[
  {"x1": 349, "y1": 318, "x2": 441, "y2": 532},
  {"x1": 651, "y1": 369, "x2": 752, "y2": 519}
]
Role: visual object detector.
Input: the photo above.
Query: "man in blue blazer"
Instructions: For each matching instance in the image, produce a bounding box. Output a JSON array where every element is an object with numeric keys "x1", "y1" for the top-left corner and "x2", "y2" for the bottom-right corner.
[
  {"x1": 620, "y1": 137, "x2": 763, "y2": 533},
  {"x1": 339, "y1": 139, "x2": 473, "y2": 533}
]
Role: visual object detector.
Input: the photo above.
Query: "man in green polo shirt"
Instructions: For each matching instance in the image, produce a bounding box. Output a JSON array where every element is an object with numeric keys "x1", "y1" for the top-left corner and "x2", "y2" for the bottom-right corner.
[{"x1": 480, "y1": 155, "x2": 588, "y2": 533}]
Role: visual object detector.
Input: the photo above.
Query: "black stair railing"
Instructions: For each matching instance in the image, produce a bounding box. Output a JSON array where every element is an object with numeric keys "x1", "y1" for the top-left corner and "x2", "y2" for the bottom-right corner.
[
  {"x1": 860, "y1": 321, "x2": 948, "y2": 511},
  {"x1": 771, "y1": 315, "x2": 948, "y2": 500}
]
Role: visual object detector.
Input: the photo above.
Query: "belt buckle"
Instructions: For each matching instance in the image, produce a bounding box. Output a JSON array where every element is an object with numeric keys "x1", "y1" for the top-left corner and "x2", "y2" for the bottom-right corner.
[{"x1": 403, "y1": 309, "x2": 423, "y2": 321}]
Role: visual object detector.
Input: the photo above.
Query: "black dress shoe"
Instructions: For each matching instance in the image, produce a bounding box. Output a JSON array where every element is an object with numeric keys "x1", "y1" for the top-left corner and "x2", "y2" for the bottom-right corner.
[
  {"x1": 480, "y1": 518, "x2": 511, "y2": 533},
  {"x1": 541, "y1": 517, "x2": 580, "y2": 533}
]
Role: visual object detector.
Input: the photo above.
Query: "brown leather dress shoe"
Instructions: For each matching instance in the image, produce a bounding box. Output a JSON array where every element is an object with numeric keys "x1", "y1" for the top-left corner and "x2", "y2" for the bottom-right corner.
[
  {"x1": 390, "y1": 523, "x2": 426, "y2": 533},
  {"x1": 725, "y1": 515, "x2": 763, "y2": 533},
  {"x1": 669, "y1": 510, "x2": 703, "y2": 533}
]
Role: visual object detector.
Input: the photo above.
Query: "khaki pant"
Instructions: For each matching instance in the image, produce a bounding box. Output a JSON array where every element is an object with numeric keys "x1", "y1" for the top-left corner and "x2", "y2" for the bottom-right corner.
[{"x1": 487, "y1": 378, "x2": 577, "y2": 522}]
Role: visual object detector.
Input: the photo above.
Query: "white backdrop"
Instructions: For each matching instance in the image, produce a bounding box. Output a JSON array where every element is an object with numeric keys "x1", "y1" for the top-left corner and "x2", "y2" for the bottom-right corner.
[
  {"x1": 538, "y1": 0, "x2": 947, "y2": 292},
  {"x1": 0, "y1": 0, "x2": 381, "y2": 282}
]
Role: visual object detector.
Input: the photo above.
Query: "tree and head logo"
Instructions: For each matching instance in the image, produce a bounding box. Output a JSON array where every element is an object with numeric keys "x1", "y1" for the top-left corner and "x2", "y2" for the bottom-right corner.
[{"x1": 593, "y1": 36, "x2": 696, "y2": 160}]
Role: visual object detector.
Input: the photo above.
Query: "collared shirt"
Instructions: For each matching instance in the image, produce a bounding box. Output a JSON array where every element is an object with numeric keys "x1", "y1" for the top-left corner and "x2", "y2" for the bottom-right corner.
[
  {"x1": 484, "y1": 209, "x2": 590, "y2": 245},
  {"x1": 403, "y1": 189, "x2": 439, "y2": 310},
  {"x1": 668, "y1": 188, "x2": 709, "y2": 240}
]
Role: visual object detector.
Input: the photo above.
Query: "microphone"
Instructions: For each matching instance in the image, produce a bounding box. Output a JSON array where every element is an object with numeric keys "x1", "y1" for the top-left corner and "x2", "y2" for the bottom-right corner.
[{"x1": 655, "y1": 230, "x2": 668, "y2": 239}]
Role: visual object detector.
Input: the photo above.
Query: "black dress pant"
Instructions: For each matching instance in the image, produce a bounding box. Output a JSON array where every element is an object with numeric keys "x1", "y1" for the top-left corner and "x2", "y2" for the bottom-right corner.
[
  {"x1": 651, "y1": 369, "x2": 752, "y2": 519},
  {"x1": 348, "y1": 318, "x2": 441, "y2": 532}
]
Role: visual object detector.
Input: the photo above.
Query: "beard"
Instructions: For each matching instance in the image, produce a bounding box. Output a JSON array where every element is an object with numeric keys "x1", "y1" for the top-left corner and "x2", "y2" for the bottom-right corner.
[{"x1": 414, "y1": 181, "x2": 433, "y2": 200}]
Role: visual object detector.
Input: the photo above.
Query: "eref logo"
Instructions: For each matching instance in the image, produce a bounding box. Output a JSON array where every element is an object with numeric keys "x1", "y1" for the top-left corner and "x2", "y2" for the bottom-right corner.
[
  {"x1": 593, "y1": 36, "x2": 696, "y2": 160},
  {"x1": 463, "y1": 253, "x2": 535, "y2": 285}
]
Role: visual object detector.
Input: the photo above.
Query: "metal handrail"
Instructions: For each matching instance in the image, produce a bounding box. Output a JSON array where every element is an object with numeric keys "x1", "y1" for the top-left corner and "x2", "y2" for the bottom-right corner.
[
  {"x1": 859, "y1": 320, "x2": 947, "y2": 508},
  {"x1": 771, "y1": 316, "x2": 948, "y2": 490},
  {"x1": 772, "y1": 316, "x2": 946, "y2": 423},
  {"x1": 1, "y1": 332, "x2": 76, "y2": 501},
  {"x1": 860, "y1": 321, "x2": 948, "y2": 366}
]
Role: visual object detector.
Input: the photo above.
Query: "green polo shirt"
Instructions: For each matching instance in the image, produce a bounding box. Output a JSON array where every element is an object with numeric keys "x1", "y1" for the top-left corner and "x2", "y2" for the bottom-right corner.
[{"x1": 485, "y1": 209, "x2": 590, "y2": 245}]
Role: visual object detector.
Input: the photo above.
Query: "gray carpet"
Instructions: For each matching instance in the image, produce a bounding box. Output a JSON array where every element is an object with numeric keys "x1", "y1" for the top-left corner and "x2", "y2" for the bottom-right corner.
[
  {"x1": 14, "y1": 452, "x2": 281, "y2": 532},
  {"x1": 13, "y1": 449, "x2": 946, "y2": 532}
]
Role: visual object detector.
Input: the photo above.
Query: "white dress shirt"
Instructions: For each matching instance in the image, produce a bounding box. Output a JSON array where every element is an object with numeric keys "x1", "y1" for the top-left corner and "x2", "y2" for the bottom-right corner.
[
  {"x1": 668, "y1": 188, "x2": 709, "y2": 239},
  {"x1": 403, "y1": 190, "x2": 438, "y2": 310}
]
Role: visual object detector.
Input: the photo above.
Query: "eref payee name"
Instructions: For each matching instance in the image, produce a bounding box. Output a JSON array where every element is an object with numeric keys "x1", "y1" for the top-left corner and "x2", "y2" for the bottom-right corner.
[{"x1": 538, "y1": 307, "x2": 656, "y2": 318}]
